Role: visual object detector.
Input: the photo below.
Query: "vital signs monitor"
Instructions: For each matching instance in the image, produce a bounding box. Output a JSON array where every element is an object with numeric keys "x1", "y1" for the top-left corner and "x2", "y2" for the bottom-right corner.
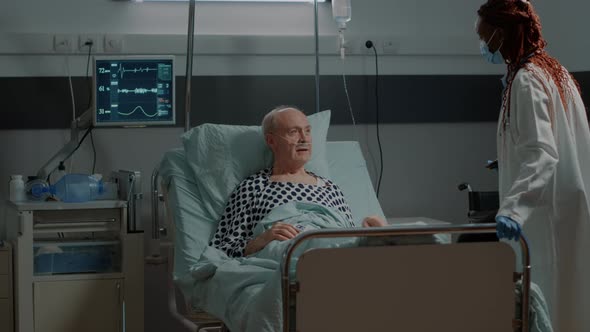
[{"x1": 93, "y1": 56, "x2": 175, "y2": 127}]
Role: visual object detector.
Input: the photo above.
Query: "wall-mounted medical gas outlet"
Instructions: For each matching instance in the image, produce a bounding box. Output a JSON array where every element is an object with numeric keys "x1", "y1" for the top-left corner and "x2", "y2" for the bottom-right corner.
[
  {"x1": 382, "y1": 39, "x2": 399, "y2": 54},
  {"x1": 104, "y1": 35, "x2": 124, "y2": 53},
  {"x1": 78, "y1": 34, "x2": 101, "y2": 53},
  {"x1": 53, "y1": 34, "x2": 75, "y2": 53}
]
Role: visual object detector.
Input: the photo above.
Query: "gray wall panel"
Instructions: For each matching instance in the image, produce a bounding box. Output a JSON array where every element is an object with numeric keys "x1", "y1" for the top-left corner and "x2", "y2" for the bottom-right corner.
[{"x1": 1, "y1": 73, "x2": 588, "y2": 129}]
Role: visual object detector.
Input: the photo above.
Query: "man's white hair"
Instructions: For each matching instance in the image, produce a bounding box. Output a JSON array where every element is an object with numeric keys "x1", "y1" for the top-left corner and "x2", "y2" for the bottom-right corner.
[{"x1": 261, "y1": 105, "x2": 303, "y2": 135}]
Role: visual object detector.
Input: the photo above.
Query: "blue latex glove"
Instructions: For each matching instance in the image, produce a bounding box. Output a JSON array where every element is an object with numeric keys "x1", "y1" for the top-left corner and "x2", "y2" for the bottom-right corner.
[{"x1": 495, "y1": 216, "x2": 522, "y2": 241}]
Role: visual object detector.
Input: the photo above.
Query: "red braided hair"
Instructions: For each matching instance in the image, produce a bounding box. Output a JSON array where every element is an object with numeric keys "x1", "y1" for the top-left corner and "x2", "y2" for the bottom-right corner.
[{"x1": 477, "y1": 0, "x2": 581, "y2": 130}]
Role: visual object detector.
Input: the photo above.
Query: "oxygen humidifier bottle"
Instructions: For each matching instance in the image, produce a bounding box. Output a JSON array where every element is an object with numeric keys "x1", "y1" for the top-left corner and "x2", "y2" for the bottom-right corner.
[
  {"x1": 9, "y1": 175, "x2": 26, "y2": 202},
  {"x1": 332, "y1": 0, "x2": 352, "y2": 29},
  {"x1": 50, "y1": 174, "x2": 104, "y2": 203}
]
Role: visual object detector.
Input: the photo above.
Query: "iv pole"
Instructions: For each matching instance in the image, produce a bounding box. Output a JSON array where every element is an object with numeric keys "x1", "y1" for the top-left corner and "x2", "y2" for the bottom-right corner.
[
  {"x1": 184, "y1": 0, "x2": 196, "y2": 132},
  {"x1": 148, "y1": 0, "x2": 196, "y2": 262},
  {"x1": 313, "y1": 0, "x2": 320, "y2": 114}
]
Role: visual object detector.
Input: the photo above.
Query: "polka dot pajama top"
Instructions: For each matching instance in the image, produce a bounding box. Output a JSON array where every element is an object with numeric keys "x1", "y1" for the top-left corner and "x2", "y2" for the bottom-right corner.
[{"x1": 209, "y1": 168, "x2": 354, "y2": 257}]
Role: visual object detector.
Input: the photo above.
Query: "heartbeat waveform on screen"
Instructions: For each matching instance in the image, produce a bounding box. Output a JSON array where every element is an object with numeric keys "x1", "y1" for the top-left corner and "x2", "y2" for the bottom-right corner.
[
  {"x1": 115, "y1": 64, "x2": 158, "y2": 79},
  {"x1": 118, "y1": 106, "x2": 158, "y2": 118},
  {"x1": 117, "y1": 88, "x2": 158, "y2": 94}
]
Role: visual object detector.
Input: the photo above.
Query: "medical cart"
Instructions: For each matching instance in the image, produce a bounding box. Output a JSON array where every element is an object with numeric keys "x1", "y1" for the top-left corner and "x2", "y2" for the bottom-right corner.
[
  {"x1": 4, "y1": 200, "x2": 143, "y2": 332},
  {"x1": 0, "y1": 242, "x2": 13, "y2": 332}
]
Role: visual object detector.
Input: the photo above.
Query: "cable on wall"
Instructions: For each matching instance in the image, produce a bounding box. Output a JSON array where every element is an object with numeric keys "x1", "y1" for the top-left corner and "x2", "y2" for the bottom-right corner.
[{"x1": 365, "y1": 40, "x2": 384, "y2": 198}]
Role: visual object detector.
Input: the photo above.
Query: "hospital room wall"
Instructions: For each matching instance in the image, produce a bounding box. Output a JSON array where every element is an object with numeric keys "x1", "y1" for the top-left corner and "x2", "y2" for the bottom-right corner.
[
  {"x1": 0, "y1": 0, "x2": 588, "y2": 71},
  {"x1": 1, "y1": 0, "x2": 589, "y2": 232},
  {"x1": 0, "y1": 122, "x2": 496, "y2": 225},
  {"x1": 0, "y1": 2, "x2": 587, "y2": 332},
  {"x1": 0, "y1": 0, "x2": 590, "y2": 331}
]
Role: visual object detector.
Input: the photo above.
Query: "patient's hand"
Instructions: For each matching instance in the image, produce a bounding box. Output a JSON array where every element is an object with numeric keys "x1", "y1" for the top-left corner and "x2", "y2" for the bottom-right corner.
[
  {"x1": 362, "y1": 216, "x2": 387, "y2": 227},
  {"x1": 264, "y1": 222, "x2": 300, "y2": 241},
  {"x1": 244, "y1": 222, "x2": 300, "y2": 256}
]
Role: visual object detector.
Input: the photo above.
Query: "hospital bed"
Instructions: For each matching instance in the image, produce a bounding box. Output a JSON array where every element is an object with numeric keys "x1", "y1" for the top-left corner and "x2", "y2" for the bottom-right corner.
[{"x1": 155, "y1": 137, "x2": 532, "y2": 332}]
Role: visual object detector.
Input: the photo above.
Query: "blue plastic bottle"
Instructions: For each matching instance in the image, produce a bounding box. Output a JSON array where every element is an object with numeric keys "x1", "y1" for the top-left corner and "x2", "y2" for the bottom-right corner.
[{"x1": 50, "y1": 174, "x2": 104, "y2": 203}]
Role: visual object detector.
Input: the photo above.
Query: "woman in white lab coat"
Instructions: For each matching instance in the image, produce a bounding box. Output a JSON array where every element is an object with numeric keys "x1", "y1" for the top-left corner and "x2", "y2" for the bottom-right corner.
[{"x1": 476, "y1": 0, "x2": 590, "y2": 331}]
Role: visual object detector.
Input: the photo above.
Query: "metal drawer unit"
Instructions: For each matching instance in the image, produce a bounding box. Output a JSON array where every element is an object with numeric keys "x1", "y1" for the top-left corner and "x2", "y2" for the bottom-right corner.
[
  {"x1": 5, "y1": 200, "x2": 144, "y2": 332},
  {"x1": 0, "y1": 243, "x2": 13, "y2": 332}
]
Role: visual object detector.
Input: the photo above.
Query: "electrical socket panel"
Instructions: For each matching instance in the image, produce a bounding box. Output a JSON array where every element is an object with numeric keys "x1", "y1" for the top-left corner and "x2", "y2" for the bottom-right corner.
[
  {"x1": 78, "y1": 34, "x2": 101, "y2": 53},
  {"x1": 104, "y1": 35, "x2": 124, "y2": 53},
  {"x1": 355, "y1": 39, "x2": 399, "y2": 55},
  {"x1": 361, "y1": 39, "x2": 378, "y2": 55},
  {"x1": 53, "y1": 34, "x2": 75, "y2": 53}
]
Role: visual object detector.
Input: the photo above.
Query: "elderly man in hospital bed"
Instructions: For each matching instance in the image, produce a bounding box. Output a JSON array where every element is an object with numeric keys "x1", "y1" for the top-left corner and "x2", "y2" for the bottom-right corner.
[
  {"x1": 209, "y1": 106, "x2": 387, "y2": 258},
  {"x1": 165, "y1": 106, "x2": 552, "y2": 332},
  {"x1": 185, "y1": 107, "x2": 403, "y2": 332}
]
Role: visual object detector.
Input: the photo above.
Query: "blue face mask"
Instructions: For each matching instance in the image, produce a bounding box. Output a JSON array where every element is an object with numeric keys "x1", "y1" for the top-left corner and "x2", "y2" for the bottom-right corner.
[{"x1": 480, "y1": 29, "x2": 504, "y2": 64}]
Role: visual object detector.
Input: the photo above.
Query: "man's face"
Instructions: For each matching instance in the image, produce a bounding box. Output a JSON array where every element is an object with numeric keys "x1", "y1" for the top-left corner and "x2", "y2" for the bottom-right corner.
[{"x1": 267, "y1": 109, "x2": 312, "y2": 166}]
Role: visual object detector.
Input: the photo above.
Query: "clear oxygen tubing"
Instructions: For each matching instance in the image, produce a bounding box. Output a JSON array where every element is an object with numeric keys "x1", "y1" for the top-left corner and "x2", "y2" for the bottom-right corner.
[
  {"x1": 338, "y1": 28, "x2": 346, "y2": 60},
  {"x1": 341, "y1": 57, "x2": 360, "y2": 143},
  {"x1": 341, "y1": 47, "x2": 369, "y2": 217},
  {"x1": 272, "y1": 133, "x2": 312, "y2": 150},
  {"x1": 334, "y1": 3, "x2": 359, "y2": 142}
]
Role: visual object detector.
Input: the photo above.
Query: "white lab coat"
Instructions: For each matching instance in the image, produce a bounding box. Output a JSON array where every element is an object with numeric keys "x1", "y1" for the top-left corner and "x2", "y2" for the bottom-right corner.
[{"x1": 497, "y1": 63, "x2": 590, "y2": 332}]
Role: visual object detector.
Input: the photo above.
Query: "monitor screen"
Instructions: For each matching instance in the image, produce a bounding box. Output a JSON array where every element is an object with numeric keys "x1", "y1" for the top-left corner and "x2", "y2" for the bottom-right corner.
[{"x1": 93, "y1": 56, "x2": 175, "y2": 127}]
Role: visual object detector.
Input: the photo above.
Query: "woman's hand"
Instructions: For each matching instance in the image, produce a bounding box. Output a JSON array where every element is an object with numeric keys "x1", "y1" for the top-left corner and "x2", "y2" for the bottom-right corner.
[
  {"x1": 245, "y1": 222, "x2": 300, "y2": 256},
  {"x1": 362, "y1": 215, "x2": 387, "y2": 227}
]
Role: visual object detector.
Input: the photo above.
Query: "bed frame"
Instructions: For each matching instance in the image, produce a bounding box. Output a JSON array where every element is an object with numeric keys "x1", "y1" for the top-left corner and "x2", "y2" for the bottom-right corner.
[
  {"x1": 151, "y1": 141, "x2": 531, "y2": 332},
  {"x1": 155, "y1": 199, "x2": 530, "y2": 332},
  {"x1": 283, "y1": 224, "x2": 530, "y2": 332}
]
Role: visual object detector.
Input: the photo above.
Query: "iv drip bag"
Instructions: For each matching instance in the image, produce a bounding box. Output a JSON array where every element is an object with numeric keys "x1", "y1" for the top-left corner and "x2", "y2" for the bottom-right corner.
[{"x1": 332, "y1": 0, "x2": 352, "y2": 29}]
